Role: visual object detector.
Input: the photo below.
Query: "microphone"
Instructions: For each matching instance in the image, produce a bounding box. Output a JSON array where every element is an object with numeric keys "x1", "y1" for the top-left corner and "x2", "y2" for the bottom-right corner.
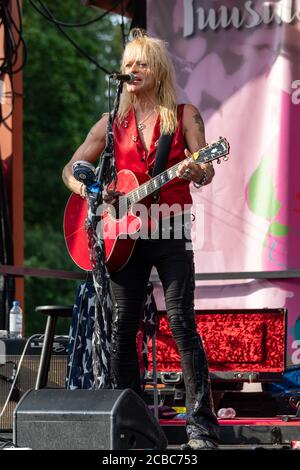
[
  {"x1": 109, "y1": 72, "x2": 136, "y2": 83},
  {"x1": 72, "y1": 161, "x2": 96, "y2": 187}
]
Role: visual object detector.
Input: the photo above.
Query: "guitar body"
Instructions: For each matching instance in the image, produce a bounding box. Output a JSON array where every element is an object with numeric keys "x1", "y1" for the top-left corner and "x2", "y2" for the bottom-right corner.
[
  {"x1": 64, "y1": 138, "x2": 230, "y2": 272},
  {"x1": 64, "y1": 170, "x2": 154, "y2": 272}
]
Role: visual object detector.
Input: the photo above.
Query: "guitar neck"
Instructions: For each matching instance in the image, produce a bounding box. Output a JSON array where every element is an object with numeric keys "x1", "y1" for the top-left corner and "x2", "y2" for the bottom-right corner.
[
  {"x1": 125, "y1": 137, "x2": 229, "y2": 206},
  {"x1": 127, "y1": 160, "x2": 184, "y2": 206}
]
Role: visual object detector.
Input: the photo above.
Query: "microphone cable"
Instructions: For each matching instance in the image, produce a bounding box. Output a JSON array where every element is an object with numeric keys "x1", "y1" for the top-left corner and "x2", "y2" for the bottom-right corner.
[
  {"x1": 28, "y1": 0, "x2": 128, "y2": 76},
  {"x1": 28, "y1": 0, "x2": 122, "y2": 28},
  {"x1": 0, "y1": 334, "x2": 44, "y2": 422},
  {"x1": 0, "y1": 0, "x2": 27, "y2": 125}
]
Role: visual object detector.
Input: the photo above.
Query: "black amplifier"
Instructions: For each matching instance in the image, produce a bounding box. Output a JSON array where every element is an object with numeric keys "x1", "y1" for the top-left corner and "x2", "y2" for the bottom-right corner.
[{"x1": 0, "y1": 336, "x2": 68, "y2": 431}]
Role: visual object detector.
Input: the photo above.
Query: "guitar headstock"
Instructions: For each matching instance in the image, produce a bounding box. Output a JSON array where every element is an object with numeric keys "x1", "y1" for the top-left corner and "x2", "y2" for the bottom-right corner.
[{"x1": 193, "y1": 137, "x2": 230, "y2": 165}]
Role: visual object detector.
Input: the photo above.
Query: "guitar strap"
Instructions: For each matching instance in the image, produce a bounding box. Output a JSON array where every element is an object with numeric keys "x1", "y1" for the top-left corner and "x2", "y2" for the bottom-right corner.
[{"x1": 151, "y1": 132, "x2": 174, "y2": 201}]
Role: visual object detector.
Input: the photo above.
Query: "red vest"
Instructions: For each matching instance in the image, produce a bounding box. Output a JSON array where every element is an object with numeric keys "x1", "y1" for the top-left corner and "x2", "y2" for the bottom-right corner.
[{"x1": 113, "y1": 104, "x2": 192, "y2": 211}]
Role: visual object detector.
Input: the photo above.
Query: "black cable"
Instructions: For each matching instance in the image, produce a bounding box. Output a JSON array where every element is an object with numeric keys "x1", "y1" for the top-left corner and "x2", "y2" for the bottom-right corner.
[
  {"x1": 1, "y1": 0, "x2": 26, "y2": 72},
  {"x1": 5, "y1": 4, "x2": 27, "y2": 73},
  {"x1": 0, "y1": 375, "x2": 10, "y2": 382},
  {"x1": 32, "y1": 1, "x2": 111, "y2": 75},
  {"x1": 120, "y1": 0, "x2": 127, "y2": 50},
  {"x1": 0, "y1": 360, "x2": 17, "y2": 383},
  {"x1": 5, "y1": 0, "x2": 25, "y2": 62},
  {"x1": 0, "y1": 437, "x2": 13, "y2": 450},
  {"x1": 108, "y1": 77, "x2": 112, "y2": 117},
  {"x1": 0, "y1": 439, "x2": 14, "y2": 450},
  {"x1": 0, "y1": 0, "x2": 26, "y2": 125},
  {"x1": 0, "y1": 361, "x2": 16, "y2": 369},
  {"x1": 28, "y1": 0, "x2": 122, "y2": 28},
  {"x1": 0, "y1": 334, "x2": 44, "y2": 421}
]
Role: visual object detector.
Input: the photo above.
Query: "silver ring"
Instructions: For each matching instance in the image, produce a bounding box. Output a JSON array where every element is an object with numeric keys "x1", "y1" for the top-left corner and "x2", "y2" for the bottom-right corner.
[{"x1": 183, "y1": 169, "x2": 191, "y2": 178}]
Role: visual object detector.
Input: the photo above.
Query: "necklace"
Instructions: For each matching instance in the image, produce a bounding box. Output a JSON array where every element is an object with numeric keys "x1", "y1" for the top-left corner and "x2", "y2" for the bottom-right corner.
[{"x1": 136, "y1": 108, "x2": 155, "y2": 131}]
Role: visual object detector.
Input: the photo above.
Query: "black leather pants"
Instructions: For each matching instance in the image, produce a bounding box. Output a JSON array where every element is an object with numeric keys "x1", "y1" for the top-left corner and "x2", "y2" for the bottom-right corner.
[{"x1": 110, "y1": 235, "x2": 219, "y2": 443}]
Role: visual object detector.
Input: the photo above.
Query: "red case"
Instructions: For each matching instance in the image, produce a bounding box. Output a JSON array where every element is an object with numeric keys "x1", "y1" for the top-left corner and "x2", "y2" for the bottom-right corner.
[
  {"x1": 146, "y1": 308, "x2": 300, "y2": 448},
  {"x1": 148, "y1": 308, "x2": 287, "y2": 383}
]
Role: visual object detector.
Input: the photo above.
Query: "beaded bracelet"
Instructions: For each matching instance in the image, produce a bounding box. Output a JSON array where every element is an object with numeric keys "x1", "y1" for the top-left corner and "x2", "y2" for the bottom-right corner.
[{"x1": 193, "y1": 168, "x2": 210, "y2": 189}]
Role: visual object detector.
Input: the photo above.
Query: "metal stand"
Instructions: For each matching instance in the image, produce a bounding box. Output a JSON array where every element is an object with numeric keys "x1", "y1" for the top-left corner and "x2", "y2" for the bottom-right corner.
[
  {"x1": 152, "y1": 332, "x2": 159, "y2": 420},
  {"x1": 95, "y1": 81, "x2": 123, "y2": 203},
  {"x1": 35, "y1": 305, "x2": 73, "y2": 389}
]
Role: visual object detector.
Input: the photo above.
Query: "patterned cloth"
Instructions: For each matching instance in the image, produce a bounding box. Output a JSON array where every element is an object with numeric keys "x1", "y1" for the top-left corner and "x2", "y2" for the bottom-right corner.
[
  {"x1": 85, "y1": 184, "x2": 114, "y2": 389},
  {"x1": 66, "y1": 279, "x2": 95, "y2": 390},
  {"x1": 66, "y1": 281, "x2": 158, "y2": 390},
  {"x1": 80, "y1": 85, "x2": 119, "y2": 389},
  {"x1": 66, "y1": 83, "x2": 159, "y2": 390}
]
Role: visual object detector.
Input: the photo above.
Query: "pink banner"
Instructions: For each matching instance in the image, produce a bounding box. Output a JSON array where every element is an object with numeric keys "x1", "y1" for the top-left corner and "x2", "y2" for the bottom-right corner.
[{"x1": 148, "y1": 0, "x2": 300, "y2": 367}]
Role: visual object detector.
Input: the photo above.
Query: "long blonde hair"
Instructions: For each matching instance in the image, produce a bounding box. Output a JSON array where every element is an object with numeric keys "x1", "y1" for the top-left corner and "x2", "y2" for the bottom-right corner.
[{"x1": 118, "y1": 29, "x2": 178, "y2": 135}]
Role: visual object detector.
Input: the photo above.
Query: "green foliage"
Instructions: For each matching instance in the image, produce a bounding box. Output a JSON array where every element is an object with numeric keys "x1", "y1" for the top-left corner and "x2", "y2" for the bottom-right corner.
[
  {"x1": 23, "y1": 0, "x2": 128, "y2": 335},
  {"x1": 24, "y1": 223, "x2": 81, "y2": 336}
]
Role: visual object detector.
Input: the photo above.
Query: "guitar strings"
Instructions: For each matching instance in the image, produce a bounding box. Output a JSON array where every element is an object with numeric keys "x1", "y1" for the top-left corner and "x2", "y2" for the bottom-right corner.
[{"x1": 116, "y1": 141, "x2": 227, "y2": 216}]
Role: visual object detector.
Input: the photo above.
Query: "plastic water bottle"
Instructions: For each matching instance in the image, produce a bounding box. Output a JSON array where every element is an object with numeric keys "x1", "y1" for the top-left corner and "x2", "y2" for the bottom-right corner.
[
  {"x1": 9, "y1": 300, "x2": 23, "y2": 338},
  {"x1": 217, "y1": 407, "x2": 236, "y2": 419}
]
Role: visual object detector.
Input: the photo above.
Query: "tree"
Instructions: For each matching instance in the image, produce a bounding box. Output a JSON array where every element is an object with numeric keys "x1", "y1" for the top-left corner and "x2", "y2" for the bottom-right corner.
[{"x1": 23, "y1": 0, "x2": 128, "y2": 335}]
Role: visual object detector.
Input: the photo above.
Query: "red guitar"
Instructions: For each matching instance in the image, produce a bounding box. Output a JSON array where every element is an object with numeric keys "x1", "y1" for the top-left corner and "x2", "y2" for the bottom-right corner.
[{"x1": 64, "y1": 137, "x2": 230, "y2": 272}]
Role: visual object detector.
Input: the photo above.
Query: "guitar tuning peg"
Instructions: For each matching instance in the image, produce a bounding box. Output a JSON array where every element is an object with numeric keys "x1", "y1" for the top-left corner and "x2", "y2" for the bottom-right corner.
[
  {"x1": 223, "y1": 156, "x2": 229, "y2": 161},
  {"x1": 219, "y1": 136, "x2": 223, "y2": 140},
  {"x1": 217, "y1": 158, "x2": 221, "y2": 164}
]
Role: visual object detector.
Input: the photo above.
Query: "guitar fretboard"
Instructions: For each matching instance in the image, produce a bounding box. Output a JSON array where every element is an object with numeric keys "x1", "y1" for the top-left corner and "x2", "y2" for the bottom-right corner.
[
  {"x1": 126, "y1": 162, "x2": 181, "y2": 206},
  {"x1": 125, "y1": 138, "x2": 228, "y2": 207}
]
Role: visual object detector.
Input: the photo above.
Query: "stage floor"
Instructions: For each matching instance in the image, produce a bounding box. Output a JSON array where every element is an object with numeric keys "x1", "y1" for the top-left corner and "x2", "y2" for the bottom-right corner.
[
  {"x1": 2, "y1": 417, "x2": 300, "y2": 450},
  {"x1": 161, "y1": 417, "x2": 300, "y2": 448}
]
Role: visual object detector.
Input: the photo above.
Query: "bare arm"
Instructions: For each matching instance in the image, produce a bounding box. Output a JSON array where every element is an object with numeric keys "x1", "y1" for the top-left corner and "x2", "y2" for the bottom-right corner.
[
  {"x1": 62, "y1": 114, "x2": 109, "y2": 196},
  {"x1": 177, "y1": 104, "x2": 215, "y2": 185}
]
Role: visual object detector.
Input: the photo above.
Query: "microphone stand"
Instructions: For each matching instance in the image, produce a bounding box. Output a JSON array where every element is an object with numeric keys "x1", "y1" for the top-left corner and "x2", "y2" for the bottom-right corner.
[
  {"x1": 69, "y1": 79, "x2": 123, "y2": 389},
  {"x1": 88, "y1": 79, "x2": 123, "y2": 388},
  {"x1": 95, "y1": 79, "x2": 123, "y2": 204}
]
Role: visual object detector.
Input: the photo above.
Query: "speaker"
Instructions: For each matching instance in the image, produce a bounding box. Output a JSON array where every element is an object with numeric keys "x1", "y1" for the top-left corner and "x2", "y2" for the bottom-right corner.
[
  {"x1": 0, "y1": 337, "x2": 68, "y2": 431},
  {"x1": 13, "y1": 388, "x2": 168, "y2": 450}
]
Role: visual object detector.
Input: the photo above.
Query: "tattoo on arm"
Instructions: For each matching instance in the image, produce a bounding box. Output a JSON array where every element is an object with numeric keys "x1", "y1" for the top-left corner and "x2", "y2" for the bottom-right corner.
[{"x1": 193, "y1": 113, "x2": 205, "y2": 133}]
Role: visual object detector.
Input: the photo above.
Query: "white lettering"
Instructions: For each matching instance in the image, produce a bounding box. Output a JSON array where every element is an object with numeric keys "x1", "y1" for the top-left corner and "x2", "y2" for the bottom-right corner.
[
  {"x1": 183, "y1": 0, "x2": 195, "y2": 37},
  {"x1": 277, "y1": 0, "x2": 297, "y2": 23},
  {"x1": 219, "y1": 5, "x2": 247, "y2": 29},
  {"x1": 192, "y1": 202, "x2": 204, "y2": 251},
  {"x1": 291, "y1": 340, "x2": 300, "y2": 365},
  {"x1": 183, "y1": 0, "x2": 300, "y2": 35},
  {"x1": 262, "y1": 1, "x2": 282, "y2": 26},
  {"x1": 197, "y1": 6, "x2": 221, "y2": 31},
  {"x1": 197, "y1": 5, "x2": 247, "y2": 31},
  {"x1": 245, "y1": 0, "x2": 262, "y2": 28},
  {"x1": 292, "y1": 80, "x2": 300, "y2": 104}
]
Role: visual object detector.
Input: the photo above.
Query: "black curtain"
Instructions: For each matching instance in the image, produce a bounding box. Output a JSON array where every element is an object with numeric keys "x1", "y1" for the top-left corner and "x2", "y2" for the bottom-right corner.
[
  {"x1": 129, "y1": 0, "x2": 147, "y2": 30},
  {"x1": 0, "y1": 153, "x2": 15, "y2": 330}
]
